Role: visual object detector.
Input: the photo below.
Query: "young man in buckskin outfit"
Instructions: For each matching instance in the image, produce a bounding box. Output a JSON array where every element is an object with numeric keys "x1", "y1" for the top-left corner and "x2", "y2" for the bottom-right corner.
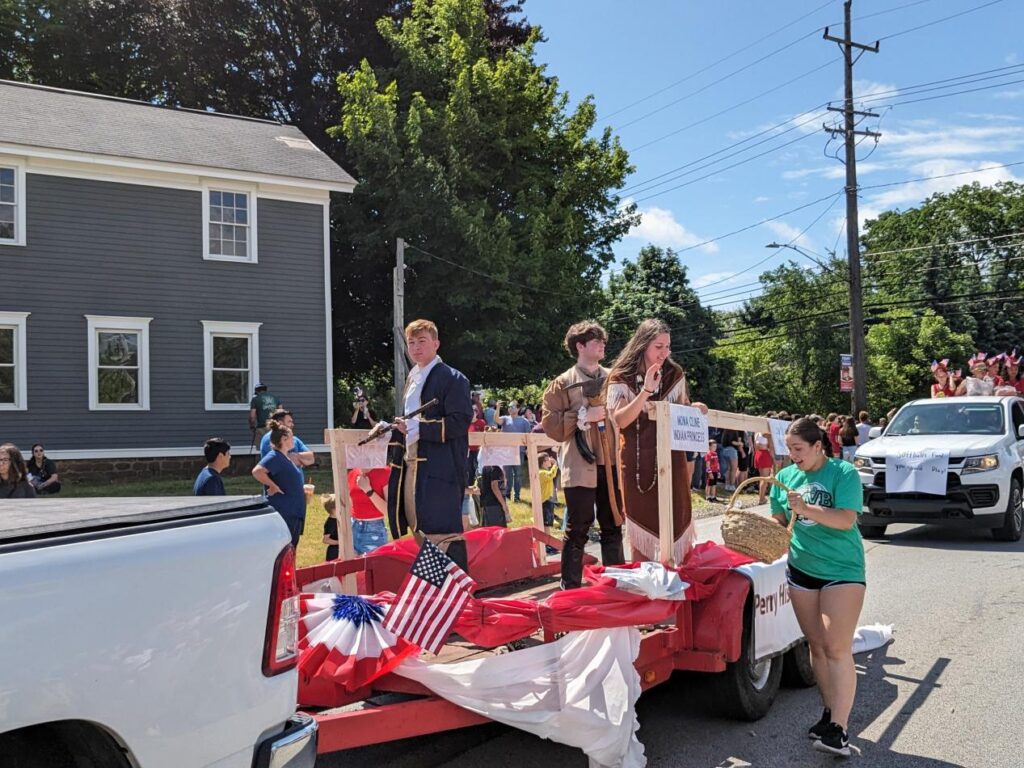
[
  {"x1": 542, "y1": 320, "x2": 625, "y2": 589},
  {"x1": 387, "y1": 319, "x2": 474, "y2": 572}
]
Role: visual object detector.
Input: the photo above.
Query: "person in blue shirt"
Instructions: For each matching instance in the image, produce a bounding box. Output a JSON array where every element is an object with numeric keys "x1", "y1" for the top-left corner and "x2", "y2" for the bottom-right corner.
[
  {"x1": 252, "y1": 419, "x2": 307, "y2": 547},
  {"x1": 193, "y1": 437, "x2": 231, "y2": 496},
  {"x1": 259, "y1": 408, "x2": 315, "y2": 473}
]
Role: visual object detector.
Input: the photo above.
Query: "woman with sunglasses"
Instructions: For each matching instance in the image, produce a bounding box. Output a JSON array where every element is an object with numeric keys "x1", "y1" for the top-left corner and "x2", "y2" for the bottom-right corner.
[
  {"x1": 26, "y1": 443, "x2": 61, "y2": 495},
  {"x1": 0, "y1": 443, "x2": 37, "y2": 498}
]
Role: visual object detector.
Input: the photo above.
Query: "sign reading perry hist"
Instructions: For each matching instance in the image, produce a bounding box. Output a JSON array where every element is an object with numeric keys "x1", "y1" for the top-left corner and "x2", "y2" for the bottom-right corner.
[
  {"x1": 885, "y1": 449, "x2": 949, "y2": 495},
  {"x1": 768, "y1": 418, "x2": 790, "y2": 457},
  {"x1": 669, "y1": 404, "x2": 709, "y2": 453}
]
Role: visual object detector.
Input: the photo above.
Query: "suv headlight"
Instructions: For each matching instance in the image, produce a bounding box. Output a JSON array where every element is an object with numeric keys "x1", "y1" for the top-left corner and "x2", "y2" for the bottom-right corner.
[
  {"x1": 853, "y1": 456, "x2": 872, "y2": 469},
  {"x1": 961, "y1": 454, "x2": 999, "y2": 474}
]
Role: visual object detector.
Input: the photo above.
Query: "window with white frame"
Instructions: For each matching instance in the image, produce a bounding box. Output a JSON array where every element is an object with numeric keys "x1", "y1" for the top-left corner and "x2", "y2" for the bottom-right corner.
[
  {"x1": 0, "y1": 311, "x2": 29, "y2": 410},
  {"x1": 0, "y1": 164, "x2": 26, "y2": 246},
  {"x1": 203, "y1": 186, "x2": 257, "y2": 262},
  {"x1": 86, "y1": 316, "x2": 151, "y2": 410},
  {"x1": 202, "y1": 321, "x2": 261, "y2": 410}
]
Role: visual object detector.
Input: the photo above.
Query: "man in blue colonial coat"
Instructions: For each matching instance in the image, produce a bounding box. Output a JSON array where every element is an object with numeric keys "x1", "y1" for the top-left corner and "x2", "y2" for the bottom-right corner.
[{"x1": 387, "y1": 319, "x2": 473, "y2": 571}]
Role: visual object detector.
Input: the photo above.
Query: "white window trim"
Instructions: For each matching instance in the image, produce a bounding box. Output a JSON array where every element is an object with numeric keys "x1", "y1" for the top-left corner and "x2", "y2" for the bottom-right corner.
[
  {"x1": 202, "y1": 182, "x2": 258, "y2": 263},
  {"x1": 86, "y1": 315, "x2": 151, "y2": 411},
  {"x1": 202, "y1": 320, "x2": 261, "y2": 411},
  {"x1": 0, "y1": 311, "x2": 29, "y2": 410},
  {"x1": 0, "y1": 160, "x2": 27, "y2": 247}
]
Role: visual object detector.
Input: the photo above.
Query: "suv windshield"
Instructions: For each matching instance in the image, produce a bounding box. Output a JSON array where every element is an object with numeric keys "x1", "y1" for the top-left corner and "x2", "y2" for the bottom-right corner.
[{"x1": 887, "y1": 402, "x2": 1005, "y2": 436}]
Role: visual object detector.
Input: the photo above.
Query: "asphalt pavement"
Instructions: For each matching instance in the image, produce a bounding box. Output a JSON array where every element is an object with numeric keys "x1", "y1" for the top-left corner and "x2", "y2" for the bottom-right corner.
[{"x1": 317, "y1": 508, "x2": 1024, "y2": 768}]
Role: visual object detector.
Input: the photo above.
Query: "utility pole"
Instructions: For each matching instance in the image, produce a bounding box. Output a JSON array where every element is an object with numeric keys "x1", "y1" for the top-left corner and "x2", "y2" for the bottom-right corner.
[
  {"x1": 393, "y1": 237, "x2": 408, "y2": 416},
  {"x1": 824, "y1": 0, "x2": 879, "y2": 416}
]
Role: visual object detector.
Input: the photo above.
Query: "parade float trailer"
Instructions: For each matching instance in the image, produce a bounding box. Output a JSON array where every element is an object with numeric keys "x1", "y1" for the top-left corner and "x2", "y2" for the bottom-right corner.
[{"x1": 296, "y1": 404, "x2": 810, "y2": 756}]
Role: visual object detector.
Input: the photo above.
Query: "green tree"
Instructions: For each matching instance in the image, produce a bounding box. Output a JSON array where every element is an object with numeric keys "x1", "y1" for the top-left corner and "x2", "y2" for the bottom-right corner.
[
  {"x1": 713, "y1": 259, "x2": 850, "y2": 415},
  {"x1": 333, "y1": 0, "x2": 637, "y2": 385},
  {"x1": 862, "y1": 181, "x2": 1024, "y2": 351},
  {"x1": 600, "y1": 245, "x2": 727, "y2": 405},
  {"x1": 865, "y1": 309, "x2": 974, "y2": 413}
]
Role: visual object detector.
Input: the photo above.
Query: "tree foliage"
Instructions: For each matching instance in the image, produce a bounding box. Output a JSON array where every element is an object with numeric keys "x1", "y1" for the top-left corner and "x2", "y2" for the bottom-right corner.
[
  {"x1": 599, "y1": 245, "x2": 727, "y2": 404},
  {"x1": 334, "y1": 0, "x2": 636, "y2": 385},
  {"x1": 862, "y1": 181, "x2": 1024, "y2": 352}
]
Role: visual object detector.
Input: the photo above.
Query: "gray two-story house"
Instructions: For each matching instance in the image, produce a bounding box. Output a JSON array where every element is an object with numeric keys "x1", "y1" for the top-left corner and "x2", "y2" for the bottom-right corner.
[{"x1": 0, "y1": 81, "x2": 355, "y2": 466}]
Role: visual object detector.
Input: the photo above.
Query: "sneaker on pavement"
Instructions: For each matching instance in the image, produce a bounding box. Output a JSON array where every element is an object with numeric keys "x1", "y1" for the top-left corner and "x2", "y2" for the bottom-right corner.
[
  {"x1": 813, "y1": 722, "x2": 851, "y2": 757},
  {"x1": 808, "y1": 708, "x2": 831, "y2": 740}
]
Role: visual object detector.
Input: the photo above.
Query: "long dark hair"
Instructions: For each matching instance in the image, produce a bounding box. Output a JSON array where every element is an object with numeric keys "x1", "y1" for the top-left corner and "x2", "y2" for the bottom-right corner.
[
  {"x1": 605, "y1": 319, "x2": 683, "y2": 395},
  {"x1": 0, "y1": 443, "x2": 28, "y2": 485}
]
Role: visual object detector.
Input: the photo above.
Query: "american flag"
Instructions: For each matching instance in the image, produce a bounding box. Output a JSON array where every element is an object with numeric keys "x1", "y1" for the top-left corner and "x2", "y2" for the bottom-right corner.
[{"x1": 382, "y1": 539, "x2": 476, "y2": 654}]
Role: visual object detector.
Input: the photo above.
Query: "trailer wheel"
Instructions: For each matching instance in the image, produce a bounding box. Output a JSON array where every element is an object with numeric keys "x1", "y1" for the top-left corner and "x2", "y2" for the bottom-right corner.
[
  {"x1": 781, "y1": 640, "x2": 816, "y2": 688},
  {"x1": 708, "y1": 600, "x2": 783, "y2": 720}
]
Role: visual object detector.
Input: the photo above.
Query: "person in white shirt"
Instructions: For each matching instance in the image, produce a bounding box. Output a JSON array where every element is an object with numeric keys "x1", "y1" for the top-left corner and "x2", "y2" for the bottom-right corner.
[
  {"x1": 855, "y1": 411, "x2": 872, "y2": 445},
  {"x1": 387, "y1": 319, "x2": 473, "y2": 571}
]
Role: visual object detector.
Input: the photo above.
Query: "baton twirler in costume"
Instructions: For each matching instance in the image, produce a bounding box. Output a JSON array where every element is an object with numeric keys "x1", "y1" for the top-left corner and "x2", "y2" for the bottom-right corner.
[
  {"x1": 386, "y1": 319, "x2": 473, "y2": 572},
  {"x1": 607, "y1": 318, "x2": 702, "y2": 565},
  {"x1": 542, "y1": 321, "x2": 624, "y2": 590}
]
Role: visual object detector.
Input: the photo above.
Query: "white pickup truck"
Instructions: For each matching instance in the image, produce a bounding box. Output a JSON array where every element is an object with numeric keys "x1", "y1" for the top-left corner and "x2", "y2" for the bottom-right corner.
[
  {"x1": 0, "y1": 496, "x2": 316, "y2": 768},
  {"x1": 853, "y1": 395, "x2": 1024, "y2": 542}
]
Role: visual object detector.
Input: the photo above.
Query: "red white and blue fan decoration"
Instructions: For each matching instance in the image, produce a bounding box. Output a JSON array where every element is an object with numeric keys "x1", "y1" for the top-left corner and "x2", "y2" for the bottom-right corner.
[{"x1": 298, "y1": 593, "x2": 417, "y2": 698}]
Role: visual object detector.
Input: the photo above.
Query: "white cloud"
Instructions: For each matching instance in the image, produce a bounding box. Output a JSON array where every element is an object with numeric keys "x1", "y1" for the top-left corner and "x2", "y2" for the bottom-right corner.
[
  {"x1": 763, "y1": 220, "x2": 815, "y2": 251},
  {"x1": 1006, "y1": 53, "x2": 1020, "y2": 65},
  {"x1": 781, "y1": 162, "x2": 888, "y2": 181},
  {"x1": 881, "y1": 125, "x2": 1024, "y2": 159},
  {"x1": 625, "y1": 203, "x2": 719, "y2": 254},
  {"x1": 863, "y1": 159, "x2": 1024, "y2": 224},
  {"x1": 994, "y1": 89, "x2": 1024, "y2": 101},
  {"x1": 753, "y1": 195, "x2": 771, "y2": 203}
]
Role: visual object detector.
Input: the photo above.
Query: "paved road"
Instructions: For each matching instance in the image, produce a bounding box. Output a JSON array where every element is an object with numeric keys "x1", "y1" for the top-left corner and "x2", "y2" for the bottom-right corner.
[{"x1": 318, "y1": 513, "x2": 1024, "y2": 767}]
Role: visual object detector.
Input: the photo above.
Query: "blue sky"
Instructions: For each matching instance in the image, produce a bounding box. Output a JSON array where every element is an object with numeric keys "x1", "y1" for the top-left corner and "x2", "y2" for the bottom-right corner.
[{"x1": 526, "y1": 0, "x2": 1024, "y2": 305}]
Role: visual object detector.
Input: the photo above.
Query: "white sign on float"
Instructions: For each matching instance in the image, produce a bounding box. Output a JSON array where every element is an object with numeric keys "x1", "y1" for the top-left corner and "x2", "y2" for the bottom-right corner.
[
  {"x1": 885, "y1": 449, "x2": 949, "y2": 495},
  {"x1": 669, "y1": 404, "x2": 709, "y2": 453},
  {"x1": 768, "y1": 418, "x2": 790, "y2": 457},
  {"x1": 345, "y1": 436, "x2": 390, "y2": 469},
  {"x1": 479, "y1": 446, "x2": 521, "y2": 468}
]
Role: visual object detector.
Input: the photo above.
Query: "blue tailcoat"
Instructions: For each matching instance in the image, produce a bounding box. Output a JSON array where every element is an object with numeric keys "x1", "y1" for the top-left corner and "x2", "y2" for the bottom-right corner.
[{"x1": 387, "y1": 361, "x2": 472, "y2": 538}]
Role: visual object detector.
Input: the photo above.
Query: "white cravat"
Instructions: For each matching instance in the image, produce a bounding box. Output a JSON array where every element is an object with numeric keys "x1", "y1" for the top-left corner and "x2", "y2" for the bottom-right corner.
[{"x1": 404, "y1": 355, "x2": 442, "y2": 449}]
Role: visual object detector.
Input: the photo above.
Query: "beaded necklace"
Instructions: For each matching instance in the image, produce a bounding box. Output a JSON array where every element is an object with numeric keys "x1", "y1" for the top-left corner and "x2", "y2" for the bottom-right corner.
[{"x1": 634, "y1": 373, "x2": 660, "y2": 494}]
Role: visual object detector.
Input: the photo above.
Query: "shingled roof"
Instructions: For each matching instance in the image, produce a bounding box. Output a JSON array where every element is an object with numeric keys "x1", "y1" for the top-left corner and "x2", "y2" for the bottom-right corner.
[{"x1": 0, "y1": 80, "x2": 355, "y2": 189}]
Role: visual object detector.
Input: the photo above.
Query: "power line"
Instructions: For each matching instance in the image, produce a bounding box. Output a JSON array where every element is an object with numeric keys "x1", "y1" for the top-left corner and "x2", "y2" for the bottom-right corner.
[
  {"x1": 859, "y1": 160, "x2": 1024, "y2": 192},
  {"x1": 404, "y1": 243, "x2": 567, "y2": 297},
  {"x1": 600, "y1": 0, "x2": 835, "y2": 122},
  {"x1": 879, "y1": 0, "x2": 1009, "y2": 41},
  {"x1": 628, "y1": 59, "x2": 837, "y2": 153},
  {"x1": 632, "y1": 131, "x2": 820, "y2": 202}
]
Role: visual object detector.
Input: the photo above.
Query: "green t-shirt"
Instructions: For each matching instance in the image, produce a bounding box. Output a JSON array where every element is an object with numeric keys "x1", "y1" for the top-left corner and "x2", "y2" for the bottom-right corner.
[{"x1": 769, "y1": 458, "x2": 866, "y2": 583}]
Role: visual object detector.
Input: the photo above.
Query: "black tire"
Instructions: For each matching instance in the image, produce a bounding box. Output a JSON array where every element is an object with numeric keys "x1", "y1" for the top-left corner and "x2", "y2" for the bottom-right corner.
[
  {"x1": 707, "y1": 599, "x2": 783, "y2": 720},
  {"x1": 859, "y1": 522, "x2": 887, "y2": 539},
  {"x1": 781, "y1": 640, "x2": 816, "y2": 688},
  {"x1": 993, "y1": 478, "x2": 1023, "y2": 542}
]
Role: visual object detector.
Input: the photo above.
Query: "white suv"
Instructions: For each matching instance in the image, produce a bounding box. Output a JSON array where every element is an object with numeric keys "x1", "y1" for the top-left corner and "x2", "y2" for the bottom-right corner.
[{"x1": 853, "y1": 396, "x2": 1024, "y2": 542}]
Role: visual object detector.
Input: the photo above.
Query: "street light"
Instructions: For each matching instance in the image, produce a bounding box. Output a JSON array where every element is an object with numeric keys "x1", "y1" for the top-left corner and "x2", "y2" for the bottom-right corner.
[{"x1": 765, "y1": 241, "x2": 835, "y2": 273}]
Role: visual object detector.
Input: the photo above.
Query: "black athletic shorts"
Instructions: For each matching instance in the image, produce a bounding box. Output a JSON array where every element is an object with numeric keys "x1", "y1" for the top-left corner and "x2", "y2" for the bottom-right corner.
[{"x1": 786, "y1": 563, "x2": 865, "y2": 591}]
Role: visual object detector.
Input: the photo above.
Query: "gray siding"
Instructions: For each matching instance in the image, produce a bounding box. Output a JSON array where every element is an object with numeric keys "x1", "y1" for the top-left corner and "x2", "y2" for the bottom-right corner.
[{"x1": 0, "y1": 174, "x2": 328, "y2": 453}]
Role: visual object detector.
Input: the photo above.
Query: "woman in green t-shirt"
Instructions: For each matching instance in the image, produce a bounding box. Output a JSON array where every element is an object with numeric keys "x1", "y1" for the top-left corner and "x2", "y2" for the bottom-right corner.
[{"x1": 769, "y1": 417, "x2": 865, "y2": 758}]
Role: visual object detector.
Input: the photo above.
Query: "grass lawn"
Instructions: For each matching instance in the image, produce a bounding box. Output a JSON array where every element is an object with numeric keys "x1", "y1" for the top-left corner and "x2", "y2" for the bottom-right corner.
[{"x1": 63, "y1": 473, "x2": 716, "y2": 569}]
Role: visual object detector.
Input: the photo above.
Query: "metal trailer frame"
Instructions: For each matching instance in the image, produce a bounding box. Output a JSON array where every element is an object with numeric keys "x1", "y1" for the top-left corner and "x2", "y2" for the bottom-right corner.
[{"x1": 301, "y1": 406, "x2": 789, "y2": 754}]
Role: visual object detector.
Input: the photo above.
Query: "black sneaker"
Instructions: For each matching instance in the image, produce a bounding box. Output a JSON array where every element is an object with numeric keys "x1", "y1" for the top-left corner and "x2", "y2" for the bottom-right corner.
[
  {"x1": 813, "y1": 722, "x2": 851, "y2": 757},
  {"x1": 808, "y1": 708, "x2": 832, "y2": 740}
]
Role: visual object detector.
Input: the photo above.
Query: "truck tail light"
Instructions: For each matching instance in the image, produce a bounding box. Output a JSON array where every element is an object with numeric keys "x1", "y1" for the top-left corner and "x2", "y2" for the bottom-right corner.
[{"x1": 263, "y1": 545, "x2": 300, "y2": 676}]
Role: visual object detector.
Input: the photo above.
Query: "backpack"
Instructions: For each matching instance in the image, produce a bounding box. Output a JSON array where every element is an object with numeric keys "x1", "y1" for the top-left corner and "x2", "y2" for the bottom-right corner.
[{"x1": 253, "y1": 392, "x2": 280, "y2": 427}]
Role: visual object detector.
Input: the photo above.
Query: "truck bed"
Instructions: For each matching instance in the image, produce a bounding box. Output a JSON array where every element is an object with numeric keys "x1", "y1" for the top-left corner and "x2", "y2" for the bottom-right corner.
[{"x1": 0, "y1": 494, "x2": 273, "y2": 544}]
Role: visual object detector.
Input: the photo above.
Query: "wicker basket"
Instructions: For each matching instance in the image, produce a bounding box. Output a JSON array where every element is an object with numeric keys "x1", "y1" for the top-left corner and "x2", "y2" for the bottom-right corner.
[{"x1": 720, "y1": 475, "x2": 796, "y2": 564}]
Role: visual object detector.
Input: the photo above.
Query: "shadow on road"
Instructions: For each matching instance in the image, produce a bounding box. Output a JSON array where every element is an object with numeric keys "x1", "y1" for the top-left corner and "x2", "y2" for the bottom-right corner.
[{"x1": 867, "y1": 523, "x2": 1024, "y2": 554}]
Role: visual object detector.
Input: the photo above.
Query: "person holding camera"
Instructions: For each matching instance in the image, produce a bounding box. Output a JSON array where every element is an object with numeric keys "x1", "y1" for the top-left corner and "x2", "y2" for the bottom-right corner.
[{"x1": 350, "y1": 389, "x2": 377, "y2": 430}]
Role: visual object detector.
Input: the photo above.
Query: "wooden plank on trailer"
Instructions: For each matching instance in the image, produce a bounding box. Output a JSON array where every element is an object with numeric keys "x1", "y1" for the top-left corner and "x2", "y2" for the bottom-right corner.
[
  {"x1": 655, "y1": 400, "x2": 675, "y2": 565},
  {"x1": 325, "y1": 427, "x2": 357, "y2": 593},
  {"x1": 525, "y1": 438, "x2": 547, "y2": 565}
]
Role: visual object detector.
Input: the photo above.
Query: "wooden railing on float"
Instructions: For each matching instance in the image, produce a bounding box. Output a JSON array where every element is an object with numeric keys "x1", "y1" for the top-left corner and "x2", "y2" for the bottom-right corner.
[{"x1": 324, "y1": 407, "x2": 782, "y2": 589}]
